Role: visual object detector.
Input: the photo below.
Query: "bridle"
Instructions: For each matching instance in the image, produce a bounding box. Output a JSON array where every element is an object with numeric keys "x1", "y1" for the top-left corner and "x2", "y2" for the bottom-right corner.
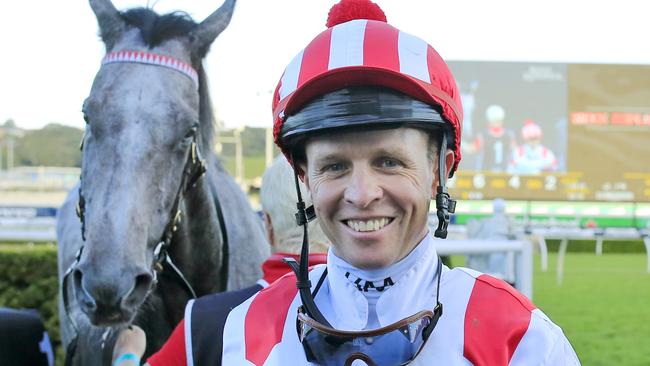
[{"x1": 61, "y1": 52, "x2": 229, "y2": 361}]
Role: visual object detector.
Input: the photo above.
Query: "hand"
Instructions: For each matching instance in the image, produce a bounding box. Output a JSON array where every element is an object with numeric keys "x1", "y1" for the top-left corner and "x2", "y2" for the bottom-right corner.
[{"x1": 112, "y1": 325, "x2": 146, "y2": 365}]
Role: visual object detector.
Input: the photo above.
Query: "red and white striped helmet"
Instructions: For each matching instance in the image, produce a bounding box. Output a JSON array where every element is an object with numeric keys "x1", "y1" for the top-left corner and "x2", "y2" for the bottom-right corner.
[
  {"x1": 521, "y1": 119, "x2": 543, "y2": 140},
  {"x1": 272, "y1": 0, "x2": 463, "y2": 174}
]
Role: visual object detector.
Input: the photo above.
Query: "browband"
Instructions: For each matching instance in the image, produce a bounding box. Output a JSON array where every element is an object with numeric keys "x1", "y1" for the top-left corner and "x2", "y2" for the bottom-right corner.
[{"x1": 102, "y1": 50, "x2": 199, "y2": 88}]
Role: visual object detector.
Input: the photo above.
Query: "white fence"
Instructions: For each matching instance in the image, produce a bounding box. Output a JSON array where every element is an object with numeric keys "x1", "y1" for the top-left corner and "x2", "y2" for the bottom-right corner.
[
  {"x1": 436, "y1": 239, "x2": 534, "y2": 299},
  {"x1": 0, "y1": 217, "x2": 57, "y2": 242}
]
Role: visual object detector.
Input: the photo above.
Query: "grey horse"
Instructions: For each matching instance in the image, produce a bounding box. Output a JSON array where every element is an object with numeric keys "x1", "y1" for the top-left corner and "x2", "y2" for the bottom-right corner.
[{"x1": 56, "y1": 0, "x2": 270, "y2": 364}]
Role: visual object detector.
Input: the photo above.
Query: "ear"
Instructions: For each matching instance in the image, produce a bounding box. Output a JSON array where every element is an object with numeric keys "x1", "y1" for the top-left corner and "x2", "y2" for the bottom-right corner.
[
  {"x1": 190, "y1": 0, "x2": 237, "y2": 56},
  {"x1": 263, "y1": 212, "x2": 275, "y2": 248},
  {"x1": 89, "y1": 0, "x2": 126, "y2": 49},
  {"x1": 298, "y1": 163, "x2": 310, "y2": 190},
  {"x1": 431, "y1": 149, "x2": 456, "y2": 195},
  {"x1": 444, "y1": 149, "x2": 455, "y2": 179}
]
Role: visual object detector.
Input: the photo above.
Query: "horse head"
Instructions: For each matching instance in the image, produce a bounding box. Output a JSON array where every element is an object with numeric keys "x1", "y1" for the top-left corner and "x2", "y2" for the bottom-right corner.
[{"x1": 72, "y1": 0, "x2": 236, "y2": 326}]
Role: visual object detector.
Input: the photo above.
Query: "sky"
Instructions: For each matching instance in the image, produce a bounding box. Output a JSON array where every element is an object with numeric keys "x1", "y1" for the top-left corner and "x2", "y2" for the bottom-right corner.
[{"x1": 1, "y1": 0, "x2": 649, "y2": 131}]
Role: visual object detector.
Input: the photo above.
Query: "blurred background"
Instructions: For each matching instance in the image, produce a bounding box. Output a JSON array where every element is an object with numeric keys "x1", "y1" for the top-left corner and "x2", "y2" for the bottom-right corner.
[{"x1": 1, "y1": 0, "x2": 649, "y2": 365}]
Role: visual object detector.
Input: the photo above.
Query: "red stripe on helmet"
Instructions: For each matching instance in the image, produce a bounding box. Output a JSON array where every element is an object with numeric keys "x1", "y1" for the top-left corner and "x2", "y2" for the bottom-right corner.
[
  {"x1": 297, "y1": 27, "x2": 333, "y2": 88},
  {"x1": 427, "y1": 45, "x2": 462, "y2": 172},
  {"x1": 463, "y1": 274, "x2": 535, "y2": 365},
  {"x1": 363, "y1": 20, "x2": 399, "y2": 70}
]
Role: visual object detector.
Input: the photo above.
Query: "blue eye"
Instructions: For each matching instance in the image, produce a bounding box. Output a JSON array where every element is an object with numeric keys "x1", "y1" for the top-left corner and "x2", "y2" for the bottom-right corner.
[
  {"x1": 380, "y1": 158, "x2": 399, "y2": 168},
  {"x1": 326, "y1": 163, "x2": 345, "y2": 172}
]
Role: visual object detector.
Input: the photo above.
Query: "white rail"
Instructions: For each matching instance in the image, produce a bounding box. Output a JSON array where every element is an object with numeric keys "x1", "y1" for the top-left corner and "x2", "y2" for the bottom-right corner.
[{"x1": 435, "y1": 239, "x2": 533, "y2": 300}]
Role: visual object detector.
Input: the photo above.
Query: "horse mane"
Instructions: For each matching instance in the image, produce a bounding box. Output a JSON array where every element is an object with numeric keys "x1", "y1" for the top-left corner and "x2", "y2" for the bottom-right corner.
[{"x1": 121, "y1": 8, "x2": 216, "y2": 150}]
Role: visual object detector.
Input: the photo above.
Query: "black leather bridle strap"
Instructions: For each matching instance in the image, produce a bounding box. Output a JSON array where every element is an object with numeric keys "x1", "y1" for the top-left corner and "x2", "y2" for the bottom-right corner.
[
  {"x1": 152, "y1": 126, "x2": 208, "y2": 299},
  {"x1": 212, "y1": 185, "x2": 230, "y2": 292}
]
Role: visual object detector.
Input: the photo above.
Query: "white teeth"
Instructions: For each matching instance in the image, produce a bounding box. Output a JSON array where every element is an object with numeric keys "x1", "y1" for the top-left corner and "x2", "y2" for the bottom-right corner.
[{"x1": 346, "y1": 218, "x2": 390, "y2": 232}]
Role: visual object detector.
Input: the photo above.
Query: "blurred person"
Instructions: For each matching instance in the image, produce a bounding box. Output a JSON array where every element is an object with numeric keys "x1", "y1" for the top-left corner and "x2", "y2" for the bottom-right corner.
[
  {"x1": 261, "y1": 155, "x2": 330, "y2": 259},
  {"x1": 465, "y1": 198, "x2": 516, "y2": 284},
  {"x1": 0, "y1": 307, "x2": 54, "y2": 366},
  {"x1": 114, "y1": 156, "x2": 330, "y2": 365},
  {"x1": 509, "y1": 119, "x2": 558, "y2": 174},
  {"x1": 459, "y1": 80, "x2": 479, "y2": 139},
  {"x1": 475, "y1": 104, "x2": 517, "y2": 172}
]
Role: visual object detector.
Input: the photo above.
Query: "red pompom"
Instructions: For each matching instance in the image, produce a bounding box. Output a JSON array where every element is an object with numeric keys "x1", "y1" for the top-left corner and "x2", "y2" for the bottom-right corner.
[{"x1": 326, "y1": 0, "x2": 387, "y2": 28}]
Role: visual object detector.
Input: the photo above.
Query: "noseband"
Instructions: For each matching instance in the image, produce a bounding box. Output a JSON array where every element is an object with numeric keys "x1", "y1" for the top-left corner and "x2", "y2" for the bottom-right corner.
[{"x1": 62, "y1": 52, "x2": 229, "y2": 346}]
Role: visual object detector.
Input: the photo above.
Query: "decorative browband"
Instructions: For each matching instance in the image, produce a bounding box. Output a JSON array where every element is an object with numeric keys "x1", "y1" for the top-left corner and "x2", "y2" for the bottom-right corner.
[{"x1": 102, "y1": 50, "x2": 199, "y2": 88}]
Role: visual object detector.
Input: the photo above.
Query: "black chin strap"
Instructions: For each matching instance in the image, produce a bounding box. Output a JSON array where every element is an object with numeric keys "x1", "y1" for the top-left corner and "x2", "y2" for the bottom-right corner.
[
  {"x1": 434, "y1": 132, "x2": 456, "y2": 239},
  {"x1": 284, "y1": 167, "x2": 331, "y2": 327}
]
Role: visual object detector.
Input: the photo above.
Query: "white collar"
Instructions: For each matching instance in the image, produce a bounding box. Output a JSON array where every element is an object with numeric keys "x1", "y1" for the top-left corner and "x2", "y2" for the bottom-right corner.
[{"x1": 318, "y1": 234, "x2": 441, "y2": 330}]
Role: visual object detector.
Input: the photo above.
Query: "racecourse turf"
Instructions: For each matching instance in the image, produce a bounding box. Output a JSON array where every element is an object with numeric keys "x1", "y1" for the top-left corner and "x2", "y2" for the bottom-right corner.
[{"x1": 453, "y1": 252, "x2": 650, "y2": 365}]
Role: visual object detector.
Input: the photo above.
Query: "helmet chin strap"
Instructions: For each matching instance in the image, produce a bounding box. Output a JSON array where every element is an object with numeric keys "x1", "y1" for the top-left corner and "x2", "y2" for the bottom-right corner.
[
  {"x1": 434, "y1": 133, "x2": 456, "y2": 239},
  {"x1": 284, "y1": 164, "x2": 332, "y2": 326}
]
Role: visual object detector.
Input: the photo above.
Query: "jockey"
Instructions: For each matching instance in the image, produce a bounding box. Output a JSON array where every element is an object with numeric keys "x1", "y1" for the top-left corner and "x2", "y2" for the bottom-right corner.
[
  {"x1": 508, "y1": 119, "x2": 558, "y2": 174},
  {"x1": 241, "y1": 0, "x2": 578, "y2": 364},
  {"x1": 127, "y1": 0, "x2": 580, "y2": 365},
  {"x1": 216, "y1": 1, "x2": 579, "y2": 364}
]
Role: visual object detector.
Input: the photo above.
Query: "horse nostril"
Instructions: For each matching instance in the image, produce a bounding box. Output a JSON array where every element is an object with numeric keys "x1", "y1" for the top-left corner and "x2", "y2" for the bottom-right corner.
[
  {"x1": 123, "y1": 272, "x2": 154, "y2": 308},
  {"x1": 73, "y1": 269, "x2": 97, "y2": 311}
]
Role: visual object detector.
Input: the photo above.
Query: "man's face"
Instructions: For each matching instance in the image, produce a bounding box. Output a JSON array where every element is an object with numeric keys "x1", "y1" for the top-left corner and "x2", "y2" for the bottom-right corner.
[
  {"x1": 526, "y1": 137, "x2": 541, "y2": 147},
  {"x1": 302, "y1": 128, "x2": 443, "y2": 269}
]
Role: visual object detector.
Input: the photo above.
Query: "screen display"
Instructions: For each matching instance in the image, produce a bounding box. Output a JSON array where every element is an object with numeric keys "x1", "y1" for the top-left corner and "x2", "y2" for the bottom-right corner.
[{"x1": 447, "y1": 61, "x2": 650, "y2": 202}]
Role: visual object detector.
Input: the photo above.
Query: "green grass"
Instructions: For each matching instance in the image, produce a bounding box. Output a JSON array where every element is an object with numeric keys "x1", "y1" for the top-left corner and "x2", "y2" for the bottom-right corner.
[
  {"x1": 221, "y1": 155, "x2": 268, "y2": 180},
  {"x1": 534, "y1": 253, "x2": 650, "y2": 365},
  {"x1": 451, "y1": 253, "x2": 650, "y2": 365}
]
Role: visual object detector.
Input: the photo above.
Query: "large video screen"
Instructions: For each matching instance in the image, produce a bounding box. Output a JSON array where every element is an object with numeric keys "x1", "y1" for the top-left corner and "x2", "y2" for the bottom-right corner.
[{"x1": 447, "y1": 61, "x2": 650, "y2": 202}]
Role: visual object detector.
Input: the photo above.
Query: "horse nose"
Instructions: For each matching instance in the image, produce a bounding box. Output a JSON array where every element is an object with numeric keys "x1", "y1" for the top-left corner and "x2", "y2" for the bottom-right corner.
[{"x1": 73, "y1": 265, "x2": 153, "y2": 323}]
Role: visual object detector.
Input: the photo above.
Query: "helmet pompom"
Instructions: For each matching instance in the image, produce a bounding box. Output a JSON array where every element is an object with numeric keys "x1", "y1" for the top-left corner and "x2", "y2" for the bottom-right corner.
[{"x1": 326, "y1": 0, "x2": 387, "y2": 28}]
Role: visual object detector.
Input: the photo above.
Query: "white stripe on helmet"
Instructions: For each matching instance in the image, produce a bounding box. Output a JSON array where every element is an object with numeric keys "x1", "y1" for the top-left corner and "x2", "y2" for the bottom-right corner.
[
  {"x1": 279, "y1": 49, "x2": 305, "y2": 100},
  {"x1": 328, "y1": 19, "x2": 367, "y2": 70},
  {"x1": 398, "y1": 31, "x2": 430, "y2": 83}
]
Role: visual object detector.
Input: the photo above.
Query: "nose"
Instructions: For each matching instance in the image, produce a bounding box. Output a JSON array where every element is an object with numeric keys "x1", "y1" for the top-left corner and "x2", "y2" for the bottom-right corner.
[
  {"x1": 344, "y1": 168, "x2": 382, "y2": 208},
  {"x1": 73, "y1": 264, "x2": 153, "y2": 323}
]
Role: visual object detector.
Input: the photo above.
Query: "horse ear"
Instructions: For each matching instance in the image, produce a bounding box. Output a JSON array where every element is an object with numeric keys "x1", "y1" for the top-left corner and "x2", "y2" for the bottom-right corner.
[
  {"x1": 191, "y1": 0, "x2": 237, "y2": 55},
  {"x1": 89, "y1": 0, "x2": 126, "y2": 48}
]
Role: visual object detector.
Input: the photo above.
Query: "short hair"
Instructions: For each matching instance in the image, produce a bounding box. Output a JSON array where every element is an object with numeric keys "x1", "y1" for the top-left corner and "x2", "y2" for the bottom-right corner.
[{"x1": 261, "y1": 155, "x2": 330, "y2": 254}]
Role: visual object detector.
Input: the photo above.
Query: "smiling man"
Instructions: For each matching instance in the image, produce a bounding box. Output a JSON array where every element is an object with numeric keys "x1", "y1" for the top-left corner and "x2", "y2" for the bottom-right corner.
[
  {"x1": 302, "y1": 128, "x2": 449, "y2": 270},
  {"x1": 124, "y1": 0, "x2": 581, "y2": 365},
  {"x1": 212, "y1": 0, "x2": 581, "y2": 364}
]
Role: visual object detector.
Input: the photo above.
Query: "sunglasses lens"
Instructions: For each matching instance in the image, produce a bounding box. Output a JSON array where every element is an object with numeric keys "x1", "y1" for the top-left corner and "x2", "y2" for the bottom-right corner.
[{"x1": 299, "y1": 315, "x2": 431, "y2": 366}]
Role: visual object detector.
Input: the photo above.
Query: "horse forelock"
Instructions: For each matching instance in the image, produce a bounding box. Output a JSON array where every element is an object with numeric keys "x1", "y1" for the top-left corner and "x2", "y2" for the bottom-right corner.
[{"x1": 121, "y1": 8, "x2": 197, "y2": 54}]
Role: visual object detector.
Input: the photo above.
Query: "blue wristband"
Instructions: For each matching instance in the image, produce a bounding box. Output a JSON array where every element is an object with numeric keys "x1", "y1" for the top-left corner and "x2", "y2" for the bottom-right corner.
[{"x1": 113, "y1": 352, "x2": 141, "y2": 366}]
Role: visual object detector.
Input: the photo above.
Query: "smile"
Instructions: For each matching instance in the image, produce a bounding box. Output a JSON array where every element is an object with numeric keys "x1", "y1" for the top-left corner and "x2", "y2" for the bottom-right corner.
[{"x1": 345, "y1": 218, "x2": 393, "y2": 232}]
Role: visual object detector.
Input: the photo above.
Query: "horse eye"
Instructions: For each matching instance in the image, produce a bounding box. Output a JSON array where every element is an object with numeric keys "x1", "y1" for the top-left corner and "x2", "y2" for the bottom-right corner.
[{"x1": 184, "y1": 125, "x2": 198, "y2": 139}]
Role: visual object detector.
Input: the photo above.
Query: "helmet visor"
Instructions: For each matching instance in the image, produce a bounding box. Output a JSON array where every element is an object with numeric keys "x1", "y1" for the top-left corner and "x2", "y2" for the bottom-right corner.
[
  {"x1": 281, "y1": 86, "x2": 451, "y2": 152},
  {"x1": 297, "y1": 306, "x2": 439, "y2": 366}
]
